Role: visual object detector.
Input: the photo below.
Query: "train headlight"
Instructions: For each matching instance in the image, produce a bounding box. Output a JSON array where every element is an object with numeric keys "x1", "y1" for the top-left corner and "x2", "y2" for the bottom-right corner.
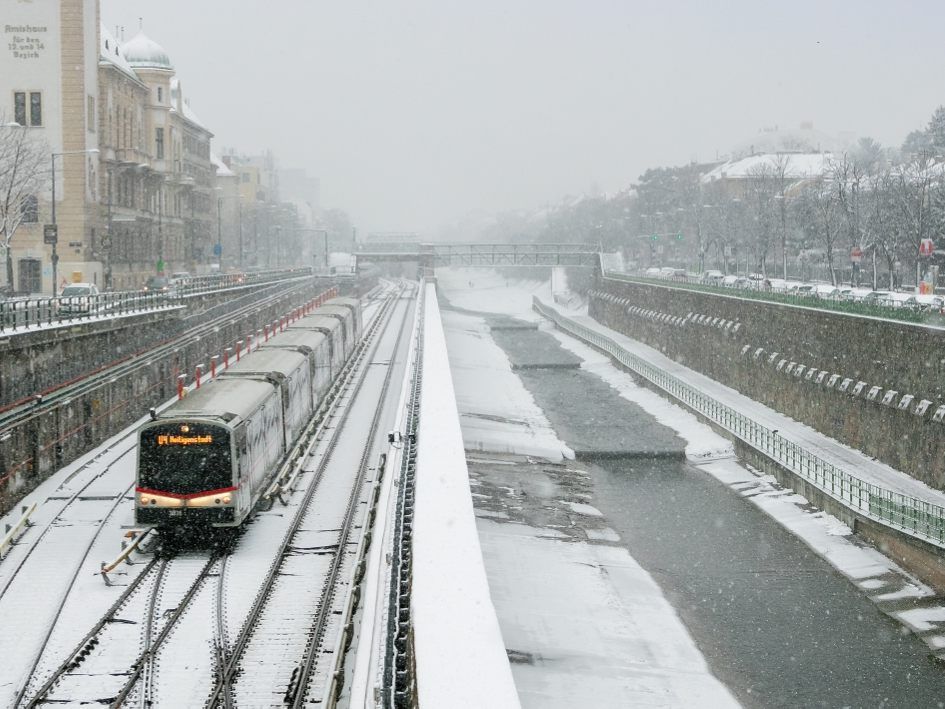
[
  {"x1": 222, "y1": 494, "x2": 231, "y2": 504},
  {"x1": 139, "y1": 494, "x2": 151, "y2": 505}
]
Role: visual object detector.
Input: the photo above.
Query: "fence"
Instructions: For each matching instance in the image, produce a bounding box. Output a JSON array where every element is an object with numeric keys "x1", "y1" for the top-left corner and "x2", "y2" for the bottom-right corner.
[
  {"x1": 533, "y1": 296, "x2": 945, "y2": 549},
  {"x1": 603, "y1": 271, "x2": 941, "y2": 326},
  {"x1": 0, "y1": 267, "x2": 315, "y2": 333}
]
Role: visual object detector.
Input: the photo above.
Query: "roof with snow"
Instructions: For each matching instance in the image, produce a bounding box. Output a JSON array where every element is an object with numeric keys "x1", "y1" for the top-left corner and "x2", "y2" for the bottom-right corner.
[
  {"x1": 122, "y1": 30, "x2": 173, "y2": 71},
  {"x1": 99, "y1": 24, "x2": 140, "y2": 81},
  {"x1": 211, "y1": 153, "x2": 235, "y2": 177},
  {"x1": 702, "y1": 153, "x2": 834, "y2": 184}
]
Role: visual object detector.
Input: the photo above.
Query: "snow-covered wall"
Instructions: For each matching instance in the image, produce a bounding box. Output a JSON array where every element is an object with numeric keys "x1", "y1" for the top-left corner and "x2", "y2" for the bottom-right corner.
[{"x1": 412, "y1": 284, "x2": 520, "y2": 708}]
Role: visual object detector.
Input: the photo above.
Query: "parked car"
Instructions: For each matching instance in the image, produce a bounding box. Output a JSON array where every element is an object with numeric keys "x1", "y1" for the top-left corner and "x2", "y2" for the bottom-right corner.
[
  {"x1": 794, "y1": 284, "x2": 815, "y2": 297},
  {"x1": 813, "y1": 284, "x2": 840, "y2": 300},
  {"x1": 915, "y1": 294, "x2": 945, "y2": 313},
  {"x1": 861, "y1": 290, "x2": 891, "y2": 306},
  {"x1": 644, "y1": 267, "x2": 661, "y2": 278},
  {"x1": 701, "y1": 269, "x2": 724, "y2": 285},
  {"x1": 59, "y1": 283, "x2": 100, "y2": 314},
  {"x1": 884, "y1": 292, "x2": 918, "y2": 309},
  {"x1": 143, "y1": 276, "x2": 170, "y2": 294}
]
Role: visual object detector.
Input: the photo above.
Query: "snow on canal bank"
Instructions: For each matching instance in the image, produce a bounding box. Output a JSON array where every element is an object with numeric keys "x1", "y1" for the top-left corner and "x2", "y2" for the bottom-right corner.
[{"x1": 438, "y1": 272, "x2": 741, "y2": 708}]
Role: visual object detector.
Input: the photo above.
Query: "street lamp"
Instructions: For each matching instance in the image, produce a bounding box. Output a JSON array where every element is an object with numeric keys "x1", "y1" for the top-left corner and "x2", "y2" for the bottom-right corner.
[{"x1": 50, "y1": 148, "x2": 98, "y2": 296}]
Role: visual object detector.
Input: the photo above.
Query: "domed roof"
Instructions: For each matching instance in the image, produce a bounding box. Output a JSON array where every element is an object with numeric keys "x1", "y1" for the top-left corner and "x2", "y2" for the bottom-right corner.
[{"x1": 122, "y1": 31, "x2": 173, "y2": 71}]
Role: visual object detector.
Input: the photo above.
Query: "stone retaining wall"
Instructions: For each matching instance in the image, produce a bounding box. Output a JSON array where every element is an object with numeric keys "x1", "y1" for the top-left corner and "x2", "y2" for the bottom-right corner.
[{"x1": 589, "y1": 277, "x2": 945, "y2": 489}]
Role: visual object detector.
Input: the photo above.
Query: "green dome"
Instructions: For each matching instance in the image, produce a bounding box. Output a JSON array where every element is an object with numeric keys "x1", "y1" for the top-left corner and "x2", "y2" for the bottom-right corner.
[{"x1": 122, "y1": 31, "x2": 173, "y2": 71}]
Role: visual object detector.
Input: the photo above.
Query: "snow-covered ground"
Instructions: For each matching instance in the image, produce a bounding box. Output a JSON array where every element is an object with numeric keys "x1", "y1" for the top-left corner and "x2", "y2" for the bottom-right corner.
[
  {"x1": 413, "y1": 285, "x2": 520, "y2": 708},
  {"x1": 437, "y1": 270, "x2": 742, "y2": 707}
]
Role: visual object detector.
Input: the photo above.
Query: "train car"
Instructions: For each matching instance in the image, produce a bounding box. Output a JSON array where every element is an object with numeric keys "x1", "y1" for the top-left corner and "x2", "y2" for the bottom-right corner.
[
  {"x1": 136, "y1": 377, "x2": 285, "y2": 529},
  {"x1": 135, "y1": 297, "x2": 361, "y2": 537},
  {"x1": 288, "y1": 314, "x2": 347, "y2": 375},
  {"x1": 259, "y1": 329, "x2": 334, "y2": 409},
  {"x1": 220, "y1": 348, "x2": 313, "y2": 451},
  {"x1": 311, "y1": 305, "x2": 357, "y2": 360},
  {"x1": 323, "y1": 296, "x2": 363, "y2": 340}
]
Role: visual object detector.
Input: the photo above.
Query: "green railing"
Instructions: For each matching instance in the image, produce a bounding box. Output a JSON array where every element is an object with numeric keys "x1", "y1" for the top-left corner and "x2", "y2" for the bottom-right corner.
[
  {"x1": 602, "y1": 271, "x2": 941, "y2": 326},
  {"x1": 533, "y1": 297, "x2": 945, "y2": 548}
]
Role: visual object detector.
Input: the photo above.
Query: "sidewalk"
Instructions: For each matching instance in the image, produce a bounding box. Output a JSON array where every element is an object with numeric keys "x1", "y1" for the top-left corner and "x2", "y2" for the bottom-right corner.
[{"x1": 537, "y1": 297, "x2": 945, "y2": 512}]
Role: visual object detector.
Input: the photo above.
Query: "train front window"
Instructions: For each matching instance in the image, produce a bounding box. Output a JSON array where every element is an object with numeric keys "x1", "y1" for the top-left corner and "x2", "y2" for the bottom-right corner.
[{"x1": 139, "y1": 423, "x2": 232, "y2": 494}]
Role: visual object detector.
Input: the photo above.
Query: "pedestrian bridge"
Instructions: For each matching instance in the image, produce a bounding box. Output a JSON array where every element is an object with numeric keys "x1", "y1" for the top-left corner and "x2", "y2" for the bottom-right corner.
[{"x1": 355, "y1": 242, "x2": 601, "y2": 269}]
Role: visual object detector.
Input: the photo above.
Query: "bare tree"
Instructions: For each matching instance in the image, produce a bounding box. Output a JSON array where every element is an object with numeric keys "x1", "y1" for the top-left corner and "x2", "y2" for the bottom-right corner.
[
  {"x1": 745, "y1": 161, "x2": 777, "y2": 275},
  {"x1": 795, "y1": 178, "x2": 843, "y2": 285},
  {"x1": 891, "y1": 153, "x2": 940, "y2": 289},
  {"x1": 0, "y1": 117, "x2": 48, "y2": 290}
]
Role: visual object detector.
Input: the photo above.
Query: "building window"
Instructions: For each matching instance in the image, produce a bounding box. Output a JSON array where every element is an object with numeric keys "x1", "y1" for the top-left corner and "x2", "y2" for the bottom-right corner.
[
  {"x1": 21, "y1": 195, "x2": 38, "y2": 223},
  {"x1": 155, "y1": 127, "x2": 164, "y2": 159},
  {"x1": 157, "y1": 86, "x2": 163, "y2": 103},
  {"x1": 87, "y1": 95, "x2": 95, "y2": 132},
  {"x1": 29, "y1": 92, "x2": 41, "y2": 126},
  {"x1": 14, "y1": 92, "x2": 26, "y2": 125}
]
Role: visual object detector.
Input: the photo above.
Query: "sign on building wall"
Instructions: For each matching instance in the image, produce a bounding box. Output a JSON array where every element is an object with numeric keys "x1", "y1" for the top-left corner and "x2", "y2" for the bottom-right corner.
[{"x1": 4, "y1": 22, "x2": 49, "y2": 61}]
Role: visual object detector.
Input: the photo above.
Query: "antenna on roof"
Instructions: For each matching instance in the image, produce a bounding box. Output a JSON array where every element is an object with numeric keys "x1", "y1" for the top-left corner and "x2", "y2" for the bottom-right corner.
[{"x1": 138, "y1": 17, "x2": 143, "y2": 31}]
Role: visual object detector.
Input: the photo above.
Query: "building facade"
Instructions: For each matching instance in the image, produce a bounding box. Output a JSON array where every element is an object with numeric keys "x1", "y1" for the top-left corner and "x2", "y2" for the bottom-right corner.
[
  {"x1": 1, "y1": 0, "x2": 101, "y2": 294},
  {"x1": 1, "y1": 0, "x2": 216, "y2": 294}
]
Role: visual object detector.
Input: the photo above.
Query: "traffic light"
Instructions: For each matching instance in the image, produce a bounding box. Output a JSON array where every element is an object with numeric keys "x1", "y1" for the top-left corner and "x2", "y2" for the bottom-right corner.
[
  {"x1": 675, "y1": 233, "x2": 683, "y2": 241},
  {"x1": 651, "y1": 234, "x2": 658, "y2": 241}
]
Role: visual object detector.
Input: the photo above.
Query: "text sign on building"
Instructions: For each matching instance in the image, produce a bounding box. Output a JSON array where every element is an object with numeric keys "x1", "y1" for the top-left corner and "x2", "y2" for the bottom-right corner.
[
  {"x1": 4, "y1": 23, "x2": 48, "y2": 61},
  {"x1": 43, "y1": 224, "x2": 57, "y2": 245}
]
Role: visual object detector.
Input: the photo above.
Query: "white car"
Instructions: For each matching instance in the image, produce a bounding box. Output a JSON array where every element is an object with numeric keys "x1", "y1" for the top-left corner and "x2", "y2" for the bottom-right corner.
[
  {"x1": 915, "y1": 294, "x2": 945, "y2": 313},
  {"x1": 813, "y1": 284, "x2": 840, "y2": 299},
  {"x1": 59, "y1": 283, "x2": 100, "y2": 314}
]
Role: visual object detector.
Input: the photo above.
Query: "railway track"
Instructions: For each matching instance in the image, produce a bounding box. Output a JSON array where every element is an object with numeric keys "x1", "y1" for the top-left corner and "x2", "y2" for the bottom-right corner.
[
  {"x1": 205, "y1": 284, "x2": 416, "y2": 707},
  {"x1": 8, "y1": 283, "x2": 412, "y2": 708}
]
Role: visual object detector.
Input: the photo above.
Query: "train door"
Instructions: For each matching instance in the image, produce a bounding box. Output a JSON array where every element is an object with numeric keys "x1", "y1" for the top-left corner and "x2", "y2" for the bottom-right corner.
[{"x1": 233, "y1": 424, "x2": 252, "y2": 513}]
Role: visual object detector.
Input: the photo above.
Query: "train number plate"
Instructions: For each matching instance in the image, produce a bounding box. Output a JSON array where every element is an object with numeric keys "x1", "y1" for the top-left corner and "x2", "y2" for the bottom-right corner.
[{"x1": 168, "y1": 509, "x2": 183, "y2": 516}]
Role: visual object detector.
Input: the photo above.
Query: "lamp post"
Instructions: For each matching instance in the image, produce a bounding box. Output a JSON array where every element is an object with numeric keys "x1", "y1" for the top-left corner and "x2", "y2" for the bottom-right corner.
[
  {"x1": 216, "y1": 196, "x2": 223, "y2": 267},
  {"x1": 50, "y1": 148, "x2": 98, "y2": 296}
]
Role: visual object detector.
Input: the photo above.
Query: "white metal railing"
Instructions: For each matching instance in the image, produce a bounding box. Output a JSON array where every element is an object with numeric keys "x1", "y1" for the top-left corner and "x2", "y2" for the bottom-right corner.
[
  {"x1": 533, "y1": 297, "x2": 945, "y2": 548},
  {"x1": 0, "y1": 502, "x2": 37, "y2": 559}
]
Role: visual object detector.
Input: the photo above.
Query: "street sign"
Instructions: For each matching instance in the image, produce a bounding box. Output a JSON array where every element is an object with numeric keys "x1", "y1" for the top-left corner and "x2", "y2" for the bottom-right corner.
[
  {"x1": 919, "y1": 238, "x2": 934, "y2": 257},
  {"x1": 850, "y1": 246, "x2": 863, "y2": 264},
  {"x1": 43, "y1": 224, "x2": 58, "y2": 245},
  {"x1": 213, "y1": 243, "x2": 222, "y2": 256},
  {"x1": 157, "y1": 259, "x2": 165, "y2": 274}
]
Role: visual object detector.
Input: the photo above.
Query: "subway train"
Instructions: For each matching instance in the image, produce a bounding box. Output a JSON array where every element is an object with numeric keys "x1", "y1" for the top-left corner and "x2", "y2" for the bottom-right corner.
[{"x1": 134, "y1": 296, "x2": 362, "y2": 531}]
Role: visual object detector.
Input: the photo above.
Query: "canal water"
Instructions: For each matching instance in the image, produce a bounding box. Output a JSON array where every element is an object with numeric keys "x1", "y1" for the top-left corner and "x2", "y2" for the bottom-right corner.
[{"x1": 484, "y1": 317, "x2": 945, "y2": 709}]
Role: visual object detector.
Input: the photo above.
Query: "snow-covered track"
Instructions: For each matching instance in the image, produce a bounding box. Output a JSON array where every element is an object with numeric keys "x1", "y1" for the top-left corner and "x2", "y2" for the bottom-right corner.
[
  {"x1": 6, "y1": 448, "x2": 141, "y2": 707},
  {"x1": 20, "y1": 553, "x2": 219, "y2": 708},
  {"x1": 204, "y1": 284, "x2": 415, "y2": 707},
  {"x1": 0, "y1": 437, "x2": 136, "y2": 599}
]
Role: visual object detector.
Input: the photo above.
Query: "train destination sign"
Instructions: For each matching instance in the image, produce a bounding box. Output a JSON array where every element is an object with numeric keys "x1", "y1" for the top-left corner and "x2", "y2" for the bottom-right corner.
[{"x1": 155, "y1": 434, "x2": 214, "y2": 446}]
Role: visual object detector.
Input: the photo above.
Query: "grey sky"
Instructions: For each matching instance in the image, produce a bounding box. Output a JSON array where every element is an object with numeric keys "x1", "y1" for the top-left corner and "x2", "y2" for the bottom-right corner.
[{"x1": 102, "y1": 0, "x2": 945, "y2": 235}]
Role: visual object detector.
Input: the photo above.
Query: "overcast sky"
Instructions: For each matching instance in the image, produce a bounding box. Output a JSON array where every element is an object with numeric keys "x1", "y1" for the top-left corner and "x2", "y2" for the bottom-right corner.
[{"x1": 102, "y1": 0, "x2": 945, "y2": 235}]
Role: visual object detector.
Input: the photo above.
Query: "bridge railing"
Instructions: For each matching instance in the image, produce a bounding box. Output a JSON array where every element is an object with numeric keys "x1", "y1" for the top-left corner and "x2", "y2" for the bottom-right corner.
[{"x1": 533, "y1": 296, "x2": 945, "y2": 549}]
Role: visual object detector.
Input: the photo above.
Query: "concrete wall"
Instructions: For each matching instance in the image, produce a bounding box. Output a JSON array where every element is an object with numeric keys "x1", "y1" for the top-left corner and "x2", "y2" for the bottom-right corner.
[
  {"x1": 0, "y1": 279, "x2": 351, "y2": 512},
  {"x1": 589, "y1": 277, "x2": 945, "y2": 490}
]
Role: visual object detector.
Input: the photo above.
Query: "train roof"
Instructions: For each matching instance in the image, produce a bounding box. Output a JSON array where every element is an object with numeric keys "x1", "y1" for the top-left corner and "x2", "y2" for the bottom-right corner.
[
  {"x1": 157, "y1": 377, "x2": 276, "y2": 424},
  {"x1": 323, "y1": 296, "x2": 360, "y2": 310},
  {"x1": 312, "y1": 305, "x2": 352, "y2": 320},
  {"x1": 289, "y1": 314, "x2": 343, "y2": 334},
  {"x1": 260, "y1": 328, "x2": 328, "y2": 353},
  {"x1": 219, "y1": 348, "x2": 308, "y2": 380}
]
